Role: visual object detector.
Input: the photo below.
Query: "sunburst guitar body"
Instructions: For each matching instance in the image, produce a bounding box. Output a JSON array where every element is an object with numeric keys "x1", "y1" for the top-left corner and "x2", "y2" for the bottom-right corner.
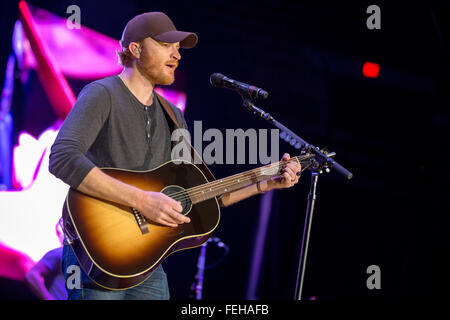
[
  {"x1": 63, "y1": 160, "x2": 219, "y2": 290},
  {"x1": 62, "y1": 154, "x2": 312, "y2": 290}
]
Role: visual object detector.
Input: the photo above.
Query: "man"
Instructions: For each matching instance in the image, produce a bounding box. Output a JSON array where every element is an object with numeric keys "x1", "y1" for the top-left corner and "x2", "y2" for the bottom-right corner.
[
  {"x1": 24, "y1": 219, "x2": 67, "y2": 300},
  {"x1": 49, "y1": 12, "x2": 301, "y2": 300}
]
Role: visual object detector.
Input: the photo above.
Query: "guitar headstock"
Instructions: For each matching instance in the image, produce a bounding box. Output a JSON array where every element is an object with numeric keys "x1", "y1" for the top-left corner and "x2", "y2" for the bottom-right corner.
[{"x1": 295, "y1": 149, "x2": 337, "y2": 173}]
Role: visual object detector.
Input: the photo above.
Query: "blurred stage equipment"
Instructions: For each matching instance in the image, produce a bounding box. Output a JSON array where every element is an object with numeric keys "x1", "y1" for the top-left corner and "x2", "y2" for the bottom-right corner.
[
  {"x1": 210, "y1": 72, "x2": 353, "y2": 300},
  {"x1": 0, "y1": 54, "x2": 15, "y2": 190},
  {"x1": 0, "y1": 1, "x2": 187, "y2": 279},
  {"x1": 190, "y1": 237, "x2": 229, "y2": 300},
  {"x1": 18, "y1": 0, "x2": 76, "y2": 119}
]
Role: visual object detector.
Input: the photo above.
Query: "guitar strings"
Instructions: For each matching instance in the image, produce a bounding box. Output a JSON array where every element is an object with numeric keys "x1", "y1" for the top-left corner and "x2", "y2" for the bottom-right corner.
[
  {"x1": 181, "y1": 154, "x2": 311, "y2": 196},
  {"x1": 168, "y1": 160, "x2": 311, "y2": 203},
  {"x1": 165, "y1": 155, "x2": 307, "y2": 201},
  {"x1": 165, "y1": 155, "x2": 312, "y2": 203},
  {"x1": 166, "y1": 155, "x2": 311, "y2": 202}
]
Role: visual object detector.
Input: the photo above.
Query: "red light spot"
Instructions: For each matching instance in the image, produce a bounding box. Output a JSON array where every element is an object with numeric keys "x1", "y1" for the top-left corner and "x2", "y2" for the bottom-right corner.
[{"x1": 362, "y1": 62, "x2": 380, "y2": 78}]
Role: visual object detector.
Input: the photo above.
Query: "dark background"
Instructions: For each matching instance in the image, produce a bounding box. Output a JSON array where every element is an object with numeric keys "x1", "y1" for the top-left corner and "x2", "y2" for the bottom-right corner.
[{"x1": 1, "y1": 0, "x2": 448, "y2": 299}]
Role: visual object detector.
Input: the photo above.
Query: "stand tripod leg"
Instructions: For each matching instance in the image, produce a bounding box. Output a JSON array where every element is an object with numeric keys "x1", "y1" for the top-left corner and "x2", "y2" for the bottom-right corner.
[{"x1": 294, "y1": 170, "x2": 319, "y2": 300}]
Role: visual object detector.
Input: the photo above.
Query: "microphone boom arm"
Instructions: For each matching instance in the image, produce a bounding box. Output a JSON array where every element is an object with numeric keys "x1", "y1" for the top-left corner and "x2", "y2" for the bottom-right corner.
[
  {"x1": 243, "y1": 98, "x2": 353, "y2": 180},
  {"x1": 241, "y1": 96, "x2": 353, "y2": 301}
]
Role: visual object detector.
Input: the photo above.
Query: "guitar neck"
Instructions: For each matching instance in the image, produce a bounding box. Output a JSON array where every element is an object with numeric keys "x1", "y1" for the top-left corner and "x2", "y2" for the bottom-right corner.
[{"x1": 185, "y1": 154, "x2": 312, "y2": 204}]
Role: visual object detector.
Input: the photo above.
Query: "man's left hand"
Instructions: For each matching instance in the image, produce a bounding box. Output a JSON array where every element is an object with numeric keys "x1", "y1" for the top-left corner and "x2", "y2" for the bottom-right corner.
[{"x1": 267, "y1": 153, "x2": 302, "y2": 190}]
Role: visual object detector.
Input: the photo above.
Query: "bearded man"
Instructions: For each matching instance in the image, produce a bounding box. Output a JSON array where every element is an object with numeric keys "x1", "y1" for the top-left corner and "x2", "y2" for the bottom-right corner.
[{"x1": 49, "y1": 12, "x2": 301, "y2": 300}]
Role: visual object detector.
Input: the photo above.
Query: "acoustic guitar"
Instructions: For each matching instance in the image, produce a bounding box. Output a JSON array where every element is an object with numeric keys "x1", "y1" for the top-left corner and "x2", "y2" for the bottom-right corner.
[{"x1": 62, "y1": 154, "x2": 313, "y2": 290}]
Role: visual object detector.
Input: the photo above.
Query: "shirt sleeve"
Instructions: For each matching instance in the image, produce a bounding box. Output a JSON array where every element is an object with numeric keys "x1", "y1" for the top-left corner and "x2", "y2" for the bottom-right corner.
[{"x1": 49, "y1": 83, "x2": 111, "y2": 189}]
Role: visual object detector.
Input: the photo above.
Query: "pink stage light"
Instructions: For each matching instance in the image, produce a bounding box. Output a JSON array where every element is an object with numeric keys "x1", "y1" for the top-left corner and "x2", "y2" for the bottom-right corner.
[
  {"x1": 0, "y1": 243, "x2": 34, "y2": 281},
  {"x1": 155, "y1": 87, "x2": 187, "y2": 114},
  {"x1": 0, "y1": 126, "x2": 68, "y2": 263},
  {"x1": 15, "y1": 3, "x2": 122, "y2": 81},
  {"x1": 18, "y1": 0, "x2": 75, "y2": 120},
  {"x1": 0, "y1": 3, "x2": 188, "y2": 280},
  {"x1": 12, "y1": 132, "x2": 45, "y2": 189}
]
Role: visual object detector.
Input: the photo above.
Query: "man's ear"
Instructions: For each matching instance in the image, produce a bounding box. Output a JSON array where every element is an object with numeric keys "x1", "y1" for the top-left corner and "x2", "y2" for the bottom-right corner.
[{"x1": 129, "y1": 42, "x2": 141, "y2": 57}]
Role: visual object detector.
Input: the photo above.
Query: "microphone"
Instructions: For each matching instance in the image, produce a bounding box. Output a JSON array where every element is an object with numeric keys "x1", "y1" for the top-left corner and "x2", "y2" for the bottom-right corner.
[
  {"x1": 210, "y1": 73, "x2": 268, "y2": 100},
  {"x1": 208, "y1": 237, "x2": 229, "y2": 250}
]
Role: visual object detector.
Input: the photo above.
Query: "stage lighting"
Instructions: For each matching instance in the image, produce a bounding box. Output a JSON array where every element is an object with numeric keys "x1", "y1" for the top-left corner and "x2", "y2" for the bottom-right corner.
[{"x1": 362, "y1": 61, "x2": 380, "y2": 78}]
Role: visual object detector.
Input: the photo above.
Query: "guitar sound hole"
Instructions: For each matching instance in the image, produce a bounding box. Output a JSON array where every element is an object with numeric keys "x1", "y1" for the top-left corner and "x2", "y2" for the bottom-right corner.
[{"x1": 161, "y1": 186, "x2": 192, "y2": 216}]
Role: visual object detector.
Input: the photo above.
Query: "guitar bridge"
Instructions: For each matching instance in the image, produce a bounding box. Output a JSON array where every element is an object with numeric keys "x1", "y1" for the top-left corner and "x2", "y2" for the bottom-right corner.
[{"x1": 132, "y1": 208, "x2": 149, "y2": 235}]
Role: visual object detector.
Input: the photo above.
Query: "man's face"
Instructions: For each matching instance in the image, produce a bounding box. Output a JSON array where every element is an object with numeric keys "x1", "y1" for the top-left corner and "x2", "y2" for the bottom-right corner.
[{"x1": 135, "y1": 37, "x2": 181, "y2": 85}]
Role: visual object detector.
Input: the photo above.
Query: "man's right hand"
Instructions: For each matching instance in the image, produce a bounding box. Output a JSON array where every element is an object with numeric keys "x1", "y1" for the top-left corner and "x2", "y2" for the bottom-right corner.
[
  {"x1": 136, "y1": 191, "x2": 191, "y2": 227},
  {"x1": 77, "y1": 167, "x2": 190, "y2": 228}
]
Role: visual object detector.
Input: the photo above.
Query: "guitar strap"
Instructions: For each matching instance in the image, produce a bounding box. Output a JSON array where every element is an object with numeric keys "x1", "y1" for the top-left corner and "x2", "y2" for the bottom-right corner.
[{"x1": 155, "y1": 92, "x2": 216, "y2": 182}]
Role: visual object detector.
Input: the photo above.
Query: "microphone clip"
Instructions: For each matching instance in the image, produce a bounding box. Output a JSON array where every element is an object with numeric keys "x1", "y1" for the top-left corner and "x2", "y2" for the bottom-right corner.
[{"x1": 243, "y1": 99, "x2": 274, "y2": 123}]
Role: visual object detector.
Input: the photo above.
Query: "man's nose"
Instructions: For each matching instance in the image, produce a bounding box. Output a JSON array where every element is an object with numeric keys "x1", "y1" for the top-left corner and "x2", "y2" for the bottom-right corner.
[{"x1": 172, "y1": 46, "x2": 181, "y2": 60}]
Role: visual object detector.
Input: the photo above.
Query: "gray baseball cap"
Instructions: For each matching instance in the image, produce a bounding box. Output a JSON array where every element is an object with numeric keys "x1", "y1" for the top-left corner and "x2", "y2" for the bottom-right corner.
[{"x1": 120, "y1": 12, "x2": 198, "y2": 49}]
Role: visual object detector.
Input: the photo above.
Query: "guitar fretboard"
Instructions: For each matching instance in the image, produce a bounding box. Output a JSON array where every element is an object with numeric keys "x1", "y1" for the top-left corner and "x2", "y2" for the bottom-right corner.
[{"x1": 169, "y1": 154, "x2": 313, "y2": 204}]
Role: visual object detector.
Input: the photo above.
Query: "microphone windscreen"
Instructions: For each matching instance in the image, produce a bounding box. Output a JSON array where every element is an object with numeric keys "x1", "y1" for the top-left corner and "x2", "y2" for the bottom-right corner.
[{"x1": 210, "y1": 73, "x2": 225, "y2": 87}]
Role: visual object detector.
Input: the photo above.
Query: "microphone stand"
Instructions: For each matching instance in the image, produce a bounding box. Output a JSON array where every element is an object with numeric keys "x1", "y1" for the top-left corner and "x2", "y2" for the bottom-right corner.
[
  {"x1": 191, "y1": 242, "x2": 207, "y2": 300},
  {"x1": 241, "y1": 98, "x2": 353, "y2": 300},
  {"x1": 190, "y1": 237, "x2": 229, "y2": 300}
]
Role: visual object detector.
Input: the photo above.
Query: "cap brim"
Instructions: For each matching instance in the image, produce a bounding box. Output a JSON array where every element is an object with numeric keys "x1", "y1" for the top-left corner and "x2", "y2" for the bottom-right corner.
[{"x1": 152, "y1": 30, "x2": 198, "y2": 48}]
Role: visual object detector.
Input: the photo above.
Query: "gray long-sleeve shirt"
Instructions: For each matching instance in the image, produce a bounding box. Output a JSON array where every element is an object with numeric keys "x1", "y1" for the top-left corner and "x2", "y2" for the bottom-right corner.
[{"x1": 49, "y1": 75, "x2": 187, "y2": 189}]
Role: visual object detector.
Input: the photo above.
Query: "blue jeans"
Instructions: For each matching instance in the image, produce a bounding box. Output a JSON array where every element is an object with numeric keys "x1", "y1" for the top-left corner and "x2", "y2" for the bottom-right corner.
[{"x1": 62, "y1": 244, "x2": 170, "y2": 300}]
